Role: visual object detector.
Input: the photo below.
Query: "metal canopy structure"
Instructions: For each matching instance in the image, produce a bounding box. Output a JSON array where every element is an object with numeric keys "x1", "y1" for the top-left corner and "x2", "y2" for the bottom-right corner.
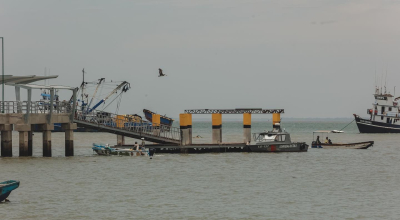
[
  {"x1": 0, "y1": 75, "x2": 77, "y2": 124},
  {"x1": 0, "y1": 75, "x2": 58, "y2": 85},
  {"x1": 184, "y1": 108, "x2": 285, "y2": 114}
]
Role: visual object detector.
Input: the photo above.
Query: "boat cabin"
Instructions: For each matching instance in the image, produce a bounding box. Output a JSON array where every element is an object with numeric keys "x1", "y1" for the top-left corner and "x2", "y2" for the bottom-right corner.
[
  {"x1": 252, "y1": 131, "x2": 292, "y2": 144},
  {"x1": 366, "y1": 88, "x2": 400, "y2": 124}
]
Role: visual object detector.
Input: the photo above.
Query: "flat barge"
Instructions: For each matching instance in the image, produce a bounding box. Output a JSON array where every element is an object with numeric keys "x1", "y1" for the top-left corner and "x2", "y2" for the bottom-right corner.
[{"x1": 115, "y1": 143, "x2": 308, "y2": 154}]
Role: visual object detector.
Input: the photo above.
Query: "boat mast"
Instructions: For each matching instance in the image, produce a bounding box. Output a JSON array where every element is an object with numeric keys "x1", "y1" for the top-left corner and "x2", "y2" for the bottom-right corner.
[{"x1": 86, "y1": 78, "x2": 105, "y2": 111}]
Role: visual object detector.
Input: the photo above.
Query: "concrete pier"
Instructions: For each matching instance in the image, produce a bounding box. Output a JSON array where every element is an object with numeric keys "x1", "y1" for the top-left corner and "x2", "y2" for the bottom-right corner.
[
  {"x1": 212, "y1": 113, "x2": 222, "y2": 144},
  {"x1": 243, "y1": 113, "x2": 251, "y2": 144},
  {"x1": 42, "y1": 124, "x2": 54, "y2": 157},
  {"x1": 62, "y1": 123, "x2": 76, "y2": 157},
  {"x1": 15, "y1": 124, "x2": 31, "y2": 156},
  {"x1": 0, "y1": 124, "x2": 13, "y2": 157}
]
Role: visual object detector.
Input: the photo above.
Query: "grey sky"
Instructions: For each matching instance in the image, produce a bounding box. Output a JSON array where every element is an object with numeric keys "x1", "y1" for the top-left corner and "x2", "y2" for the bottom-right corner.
[{"x1": 1, "y1": 0, "x2": 400, "y2": 119}]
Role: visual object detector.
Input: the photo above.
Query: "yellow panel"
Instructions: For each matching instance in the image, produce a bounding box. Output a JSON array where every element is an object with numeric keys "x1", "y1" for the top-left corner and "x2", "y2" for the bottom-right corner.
[
  {"x1": 116, "y1": 115, "x2": 125, "y2": 128},
  {"x1": 187, "y1": 114, "x2": 192, "y2": 126},
  {"x1": 243, "y1": 113, "x2": 251, "y2": 125},
  {"x1": 180, "y1": 114, "x2": 187, "y2": 126},
  {"x1": 152, "y1": 114, "x2": 161, "y2": 126},
  {"x1": 272, "y1": 113, "x2": 280, "y2": 124},
  {"x1": 212, "y1": 113, "x2": 222, "y2": 126}
]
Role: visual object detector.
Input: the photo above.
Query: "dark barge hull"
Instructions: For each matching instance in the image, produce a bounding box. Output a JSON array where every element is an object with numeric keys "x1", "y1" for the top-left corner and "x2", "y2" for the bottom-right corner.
[
  {"x1": 118, "y1": 143, "x2": 308, "y2": 154},
  {"x1": 354, "y1": 115, "x2": 400, "y2": 133}
]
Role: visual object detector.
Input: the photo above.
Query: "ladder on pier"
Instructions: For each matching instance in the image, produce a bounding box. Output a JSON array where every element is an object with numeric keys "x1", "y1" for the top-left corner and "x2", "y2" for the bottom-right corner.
[{"x1": 73, "y1": 110, "x2": 181, "y2": 145}]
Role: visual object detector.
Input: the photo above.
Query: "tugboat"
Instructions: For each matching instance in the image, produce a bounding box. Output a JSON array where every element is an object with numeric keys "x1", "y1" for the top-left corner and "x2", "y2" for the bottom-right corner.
[
  {"x1": 248, "y1": 123, "x2": 308, "y2": 152},
  {"x1": 354, "y1": 87, "x2": 400, "y2": 133}
]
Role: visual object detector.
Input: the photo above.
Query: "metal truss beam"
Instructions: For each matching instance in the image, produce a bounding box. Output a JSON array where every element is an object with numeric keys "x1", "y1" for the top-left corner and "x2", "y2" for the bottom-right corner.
[{"x1": 184, "y1": 108, "x2": 284, "y2": 114}]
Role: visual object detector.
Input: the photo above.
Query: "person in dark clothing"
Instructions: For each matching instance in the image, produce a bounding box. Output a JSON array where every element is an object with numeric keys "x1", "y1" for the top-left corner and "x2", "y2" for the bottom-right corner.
[{"x1": 316, "y1": 136, "x2": 321, "y2": 144}]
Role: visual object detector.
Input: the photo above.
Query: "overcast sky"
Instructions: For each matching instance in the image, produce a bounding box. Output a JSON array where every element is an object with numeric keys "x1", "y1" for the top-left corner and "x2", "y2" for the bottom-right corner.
[{"x1": 1, "y1": 0, "x2": 400, "y2": 119}]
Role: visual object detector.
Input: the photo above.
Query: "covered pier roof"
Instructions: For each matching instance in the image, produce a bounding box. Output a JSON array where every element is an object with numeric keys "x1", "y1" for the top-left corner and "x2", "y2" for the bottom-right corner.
[{"x1": 0, "y1": 75, "x2": 75, "y2": 90}]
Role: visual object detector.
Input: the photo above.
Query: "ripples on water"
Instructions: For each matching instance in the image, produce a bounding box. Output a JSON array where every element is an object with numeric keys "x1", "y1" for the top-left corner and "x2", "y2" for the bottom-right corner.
[{"x1": 1, "y1": 121, "x2": 400, "y2": 219}]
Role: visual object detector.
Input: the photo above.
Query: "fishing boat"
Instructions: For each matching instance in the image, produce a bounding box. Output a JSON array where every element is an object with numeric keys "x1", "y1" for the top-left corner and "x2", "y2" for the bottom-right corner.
[
  {"x1": 143, "y1": 109, "x2": 174, "y2": 126},
  {"x1": 311, "y1": 131, "x2": 374, "y2": 149},
  {"x1": 92, "y1": 143, "x2": 156, "y2": 158},
  {"x1": 354, "y1": 86, "x2": 400, "y2": 133},
  {"x1": 248, "y1": 124, "x2": 308, "y2": 152},
  {"x1": 34, "y1": 72, "x2": 131, "y2": 132},
  {"x1": 0, "y1": 180, "x2": 20, "y2": 202}
]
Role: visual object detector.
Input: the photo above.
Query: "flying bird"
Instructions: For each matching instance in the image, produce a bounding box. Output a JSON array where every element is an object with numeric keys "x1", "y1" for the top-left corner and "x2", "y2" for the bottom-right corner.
[{"x1": 158, "y1": 68, "x2": 167, "y2": 77}]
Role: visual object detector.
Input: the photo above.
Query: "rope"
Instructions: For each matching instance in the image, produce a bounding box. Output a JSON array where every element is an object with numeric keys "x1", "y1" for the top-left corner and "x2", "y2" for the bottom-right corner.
[{"x1": 339, "y1": 119, "x2": 355, "y2": 131}]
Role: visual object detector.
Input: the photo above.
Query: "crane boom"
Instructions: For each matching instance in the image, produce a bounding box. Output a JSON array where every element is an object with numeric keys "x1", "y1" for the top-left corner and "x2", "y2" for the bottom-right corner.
[{"x1": 88, "y1": 81, "x2": 130, "y2": 113}]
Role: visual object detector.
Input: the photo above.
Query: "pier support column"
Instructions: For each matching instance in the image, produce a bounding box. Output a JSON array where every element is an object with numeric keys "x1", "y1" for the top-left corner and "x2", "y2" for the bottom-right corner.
[
  {"x1": 272, "y1": 113, "x2": 281, "y2": 131},
  {"x1": 187, "y1": 114, "x2": 192, "y2": 145},
  {"x1": 15, "y1": 124, "x2": 31, "y2": 157},
  {"x1": 243, "y1": 113, "x2": 251, "y2": 144},
  {"x1": 212, "y1": 114, "x2": 222, "y2": 144},
  {"x1": 0, "y1": 124, "x2": 13, "y2": 157},
  {"x1": 42, "y1": 124, "x2": 54, "y2": 157},
  {"x1": 152, "y1": 114, "x2": 161, "y2": 136},
  {"x1": 28, "y1": 125, "x2": 34, "y2": 156},
  {"x1": 62, "y1": 123, "x2": 77, "y2": 157},
  {"x1": 117, "y1": 135, "x2": 125, "y2": 146},
  {"x1": 180, "y1": 114, "x2": 188, "y2": 146}
]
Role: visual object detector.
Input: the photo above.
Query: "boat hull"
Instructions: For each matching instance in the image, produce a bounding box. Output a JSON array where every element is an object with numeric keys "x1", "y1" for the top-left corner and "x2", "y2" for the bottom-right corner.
[
  {"x1": 354, "y1": 115, "x2": 400, "y2": 133},
  {"x1": 311, "y1": 141, "x2": 374, "y2": 149},
  {"x1": 0, "y1": 180, "x2": 20, "y2": 202},
  {"x1": 143, "y1": 109, "x2": 174, "y2": 126},
  {"x1": 248, "y1": 142, "x2": 308, "y2": 152}
]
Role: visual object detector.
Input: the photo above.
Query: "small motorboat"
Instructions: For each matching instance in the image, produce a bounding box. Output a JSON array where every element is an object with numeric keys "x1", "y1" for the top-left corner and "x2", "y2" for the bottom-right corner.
[
  {"x1": 92, "y1": 143, "x2": 156, "y2": 158},
  {"x1": 311, "y1": 131, "x2": 374, "y2": 149},
  {"x1": 0, "y1": 180, "x2": 20, "y2": 202},
  {"x1": 248, "y1": 126, "x2": 308, "y2": 152}
]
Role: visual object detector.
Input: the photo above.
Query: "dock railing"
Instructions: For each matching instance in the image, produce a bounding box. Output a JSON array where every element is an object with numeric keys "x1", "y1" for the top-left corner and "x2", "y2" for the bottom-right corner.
[
  {"x1": 0, "y1": 101, "x2": 72, "y2": 114},
  {"x1": 74, "y1": 107, "x2": 181, "y2": 141}
]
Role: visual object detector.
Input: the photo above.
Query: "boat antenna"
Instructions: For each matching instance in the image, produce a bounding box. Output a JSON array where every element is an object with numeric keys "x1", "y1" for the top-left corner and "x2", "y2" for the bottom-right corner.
[{"x1": 385, "y1": 70, "x2": 387, "y2": 94}]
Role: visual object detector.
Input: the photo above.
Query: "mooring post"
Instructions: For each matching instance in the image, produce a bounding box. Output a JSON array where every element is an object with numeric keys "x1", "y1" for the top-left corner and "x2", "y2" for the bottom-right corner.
[
  {"x1": 243, "y1": 113, "x2": 251, "y2": 144},
  {"x1": 62, "y1": 123, "x2": 77, "y2": 157},
  {"x1": 14, "y1": 124, "x2": 31, "y2": 156},
  {"x1": 0, "y1": 124, "x2": 13, "y2": 157},
  {"x1": 152, "y1": 113, "x2": 161, "y2": 136},
  {"x1": 42, "y1": 124, "x2": 54, "y2": 157},
  {"x1": 212, "y1": 113, "x2": 222, "y2": 144}
]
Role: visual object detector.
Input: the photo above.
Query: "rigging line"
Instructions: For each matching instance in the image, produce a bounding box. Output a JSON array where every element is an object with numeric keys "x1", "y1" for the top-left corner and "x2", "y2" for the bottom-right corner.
[
  {"x1": 101, "y1": 92, "x2": 122, "y2": 110},
  {"x1": 339, "y1": 119, "x2": 355, "y2": 131},
  {"x1": 115, "y1": 95, "x2": 122, "y2": 115}
]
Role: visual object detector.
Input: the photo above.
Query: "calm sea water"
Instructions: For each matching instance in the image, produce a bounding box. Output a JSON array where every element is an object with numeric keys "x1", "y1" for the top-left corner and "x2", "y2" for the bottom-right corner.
[{"x1": 1, "y1": 120, "x2": 400, "y2": 219}]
